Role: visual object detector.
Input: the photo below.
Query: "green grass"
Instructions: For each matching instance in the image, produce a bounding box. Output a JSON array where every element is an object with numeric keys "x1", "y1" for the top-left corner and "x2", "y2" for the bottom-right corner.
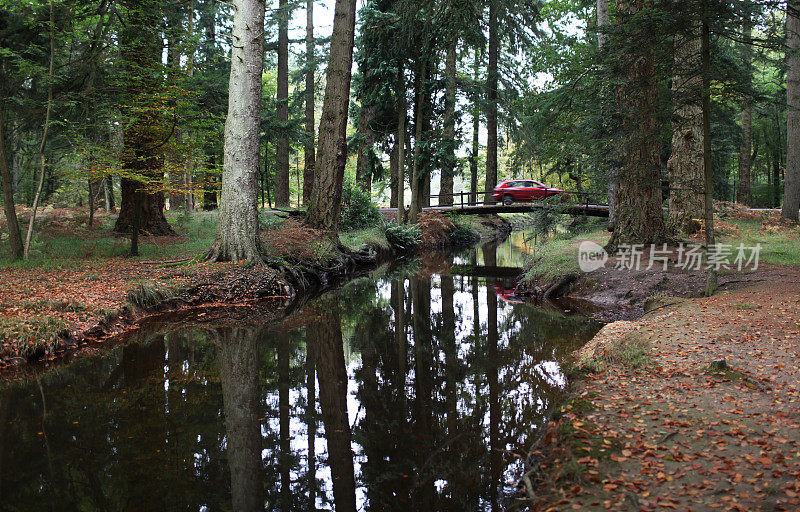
[
  {"x1": 339, "y1": 227, "x2": 391, "y2": 253},
  {"x1": 719, "y1": 218, "x2": 800, "y2": 267},
  {"x1": 0, "y1": 214, "x2": 218, "y2": 269},
  {"x1": 0, "y1": 316, "x2": 71, "y2": 359},
  {"x1": 523, "y1": 227, "x2": 611, "y2": 283}
]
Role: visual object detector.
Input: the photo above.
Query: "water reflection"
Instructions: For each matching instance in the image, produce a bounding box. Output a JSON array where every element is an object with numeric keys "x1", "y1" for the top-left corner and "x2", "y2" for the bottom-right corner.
[{"x1": 0, "y1": 238, "x2": 601, "y2": 512}]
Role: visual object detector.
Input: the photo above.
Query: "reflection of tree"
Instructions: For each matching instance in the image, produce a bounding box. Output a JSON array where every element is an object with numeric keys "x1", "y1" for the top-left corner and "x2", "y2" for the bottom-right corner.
[
  {"x1": 483, "y1": 245, "x2": 501, "y2": 511},
  {"x1": 217, "y1": 327, "x2": 264, "y2": 512},
  {"x1": 306, "y1": 327, "x2": 318, "y2": 509},
  {"x1": 311, "y1": 297, "x2": 357, "y2": 512}
]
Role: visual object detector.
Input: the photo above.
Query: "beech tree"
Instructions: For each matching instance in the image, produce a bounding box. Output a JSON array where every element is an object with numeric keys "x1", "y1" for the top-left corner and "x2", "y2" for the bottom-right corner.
[
  {"x1": 306, "y1": 0, "x2": 358, "y2": 233},
  {"x1": 207, "y1": 0, "x2": 266, "y2": 262}
]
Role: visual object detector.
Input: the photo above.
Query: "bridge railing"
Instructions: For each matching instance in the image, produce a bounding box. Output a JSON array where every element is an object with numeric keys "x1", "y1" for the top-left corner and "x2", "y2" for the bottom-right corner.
[{"x1": 426, "y1": 190, "x2": 609, "y2": 210}]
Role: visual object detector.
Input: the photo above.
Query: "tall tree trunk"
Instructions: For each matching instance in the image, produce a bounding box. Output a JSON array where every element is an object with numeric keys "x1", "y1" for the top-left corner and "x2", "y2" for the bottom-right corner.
[
  {"x1": 114, "y1": 0, "x2": 176, "y2": 239},
  {"x1": 409, "y1": 60, "x2": 427, "y2": 223},
  {"x1": 217, "y1": 327, "x2": 263, "y2": 512},
  {"x1": 275, "y1": 0, "x2": 290, "y2": 208},
  {"x1": 667, "y1": 15, "x2": 705, "y2": 235},
  {"x1": 306, "y1": 0, "x2": 357, "y2": 233},
  {"x1": 737, "y1": 18, "x2": 753, "y2": 206},
  {"x1": 303, "y1": 0, "x2": 315, "y2": 206},
  {"x1": 440, "y1": 39, "x2": 457, "y2": 206},
  {"x1": 24, "y1": 0, "x2": 55, "y2": 260},
  {"x1": 783, "y1": 0, "x2": 800, "y2": 221},
  {"x1": 470, "y1": 50, "x2": 481, "y2": 205},
  {"x1": 608, "y1": 0, "x2": 665, "y2": 249},
  {"x1": 701, "y1": 2, "x2": 717, "y2": 295},
  {"x1": 207, "y1": 0, "x2": 266, "y2": 262},
  {"x1": 597, "y1": 0, "x2": 610, "y2": 48},
  {"x1": 356, "y1": 104, "x2": 376, "y2": 193},
  {"x1": 390, "y1": 140, "x2": 399, "y2": 208},
  {"x1": 0, "y1": 107, "x2": 23, "y2": 259},
  {"x1": 305, "y1": 328, "x2": 317, "y2": 507},
  {"x1": 597, "y1": 0, "x2": 616, "y2": 225},
  {"x1": 483, "y1": 3, "x2": 499, "y2": 204},
  {"x1": 396, "y1": 65, "x2": 407, "y2": 220}
]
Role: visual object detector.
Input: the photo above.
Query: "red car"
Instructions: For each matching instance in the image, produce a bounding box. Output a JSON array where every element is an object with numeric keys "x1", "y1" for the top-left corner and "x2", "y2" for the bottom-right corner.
[{"x1": 492, "y1": 180, "x2": 565, "y2": 205}]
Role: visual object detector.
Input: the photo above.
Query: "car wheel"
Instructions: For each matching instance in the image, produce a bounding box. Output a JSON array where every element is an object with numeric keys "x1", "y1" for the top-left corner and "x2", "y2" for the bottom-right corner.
[{"x1": 503, "y1": 194, "x2": 513, "y2": 206}]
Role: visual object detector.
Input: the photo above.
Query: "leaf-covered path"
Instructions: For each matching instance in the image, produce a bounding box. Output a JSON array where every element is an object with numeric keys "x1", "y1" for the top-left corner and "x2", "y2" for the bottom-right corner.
[{"x1": 537, "y1": 270, "x2": 800, "y2": 511}]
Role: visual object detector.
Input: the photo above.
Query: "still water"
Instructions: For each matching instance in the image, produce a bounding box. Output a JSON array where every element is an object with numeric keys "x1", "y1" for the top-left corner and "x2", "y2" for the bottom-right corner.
[{"x1": 0, "y1": 236, "x2": 601, "y2": 512}]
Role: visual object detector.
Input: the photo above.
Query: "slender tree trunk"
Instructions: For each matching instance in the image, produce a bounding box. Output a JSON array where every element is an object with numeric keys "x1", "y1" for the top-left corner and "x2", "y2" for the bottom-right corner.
[
  {"x1": 667, "y1": 14, "x2": 705, "y2": 235},
  {"x1": 783, "y1": 0, "x2": 800, "y2": 221},
  {"x1": 303, "y1": 0, "x2": 315, "y2": 206},
  {"x1": 0, "y1": 107, "x2": 23, "y2": 259},
  {"x1": 306, "y1": 0, "x2": 357, "y2": 233},
  {"x1": 597, "y1": 0, "x2": 610, "y2": 48},
  {"x1": 484, "y1": 3, "x2": 499, "y2": 204},
  {"x1": 470, "y1": 50, "x2": 481, "y2": 205},
  {"x1": 409, "y1": 60, "x2": 427, "y2": 223},
  {"x1": 737, "y1": 19, "x2": 753, "y2": 206},
  {"x1": 305, "y1": 329, "x2": 317, "y2": 507},
  {"x1": 440, "y1": 39, "x2": 457, "y2": 206},
  {"x1": 701, "y1": 3, "x2": 717, "y2": 295},
  {"x1": 278, "y1": 332, "x2": 291, "y2": 510},
  {"x1": 356, "y1": 104, "x2": 376, "y2": 193},
  {"x1": 396, "y1": 65, "x2": 407, "y2": 220},
  {"x1": 390, "y1": 140, "x2": 399, "y2": 208},
  {"x1": 207, "y1": 0, "x2": 266, "y2": 262},
  {"x1": 608, "y1": 0, "x2": 665, "y2": 249},
  {"x1": 598, "y1": 0, "x2": 616, "y2": 225},
  {"x1": 24, "y1": 0, "x2": 55, "y2": 260},
  {"x1": 275, "y1": 0, "x2": 290, "y2": 208}
]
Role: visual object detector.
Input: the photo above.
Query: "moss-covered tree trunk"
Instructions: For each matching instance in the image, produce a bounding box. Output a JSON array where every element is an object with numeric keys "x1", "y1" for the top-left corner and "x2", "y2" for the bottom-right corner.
[
  {"x1": 207, "y1": 0, "x2": 265, "y2": 262},
  {"x1": 0, "y1": 107, "x2": 23, "y2": 259},
  {"x1": 275, "y1": 0, "x2": 290, "y2": 208}
]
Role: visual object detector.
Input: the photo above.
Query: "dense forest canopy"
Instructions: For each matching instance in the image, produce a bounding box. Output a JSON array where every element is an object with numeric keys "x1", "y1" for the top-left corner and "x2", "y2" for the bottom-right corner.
[{"x1": 1, "y1": 0, "x2": 798, "y2": 260}]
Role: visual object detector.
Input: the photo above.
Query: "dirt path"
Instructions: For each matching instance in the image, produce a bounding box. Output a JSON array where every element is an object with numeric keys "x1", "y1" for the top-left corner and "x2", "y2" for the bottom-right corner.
[{"x1": 535, "y1": 273, "x2": 800, "y2": 511}]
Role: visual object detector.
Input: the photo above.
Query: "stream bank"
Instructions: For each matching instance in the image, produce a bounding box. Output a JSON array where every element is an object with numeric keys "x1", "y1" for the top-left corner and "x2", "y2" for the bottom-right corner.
[{"x1": 0, "y1": 213, "x2": 510, "y2": 370}]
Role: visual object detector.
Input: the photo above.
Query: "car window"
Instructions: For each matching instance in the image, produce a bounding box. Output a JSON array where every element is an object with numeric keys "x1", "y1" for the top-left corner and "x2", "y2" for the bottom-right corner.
[
  {"x1": 506, "y1": 181, "x2": 521, "y2": 187},
  {"x1": 531, "y1": 181, "x2": 545, "y2": 188}
]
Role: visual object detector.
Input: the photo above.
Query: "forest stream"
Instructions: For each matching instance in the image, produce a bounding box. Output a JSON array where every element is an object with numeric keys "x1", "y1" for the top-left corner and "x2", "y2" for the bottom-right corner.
[{"x1": 0, "y1": 232, "x2": 603, "y2": 511}]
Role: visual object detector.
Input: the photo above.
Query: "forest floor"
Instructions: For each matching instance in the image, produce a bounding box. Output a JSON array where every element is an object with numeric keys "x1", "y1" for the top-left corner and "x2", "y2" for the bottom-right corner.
[{"x1": 528, "y1": 210, "x2": 800, "y2": 511}]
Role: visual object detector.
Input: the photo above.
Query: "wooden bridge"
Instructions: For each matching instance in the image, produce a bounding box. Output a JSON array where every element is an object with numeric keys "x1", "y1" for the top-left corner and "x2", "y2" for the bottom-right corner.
[{"x1": 383, "y1": 191, "x2": 611, "y2": 218}]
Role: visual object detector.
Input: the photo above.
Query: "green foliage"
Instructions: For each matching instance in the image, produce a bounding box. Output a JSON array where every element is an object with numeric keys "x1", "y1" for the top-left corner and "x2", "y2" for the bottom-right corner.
[
  {"x1": 384, "y1": 223, "x2": 421, "y2": 252},
  {"x1": 448, "y1": 215, "x2": 481, "y2": 246},
  {"x1": 339, "y1": 184, "x2": 382, "y2": 231}
]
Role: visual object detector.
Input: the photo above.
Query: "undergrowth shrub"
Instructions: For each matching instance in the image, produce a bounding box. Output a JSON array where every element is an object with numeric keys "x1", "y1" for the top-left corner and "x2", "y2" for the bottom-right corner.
[
  {"x1": 340, "y1": 185, "x2": 382, "y2": 231},
  {"x1": 127, "y1": 282, "x2": 176, "y2": 310},
  {"x1": 385, "y1": 223, "x2": 421, "y2": 252}
]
